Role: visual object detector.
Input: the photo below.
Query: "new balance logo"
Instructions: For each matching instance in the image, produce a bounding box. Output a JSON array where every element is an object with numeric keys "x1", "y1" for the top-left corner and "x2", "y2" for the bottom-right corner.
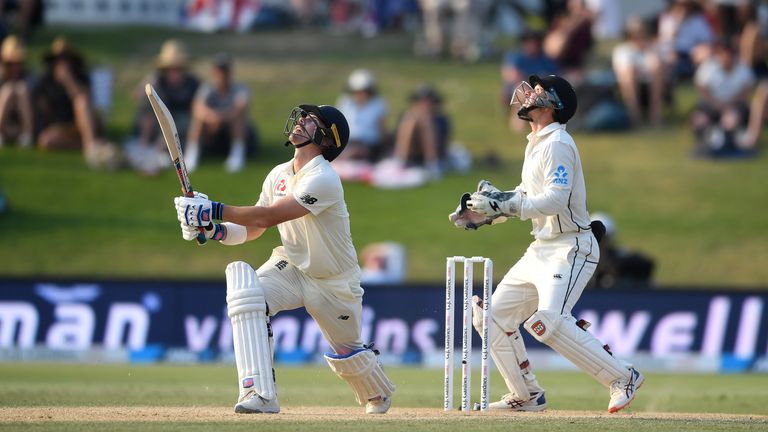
[
  {"x1": 490, "y1": 201, "x2": 500, "y2": 212},
  {"x1": 275, "y1": 260, "x2": 288, "y2": 270},
  {"x1": 337, "y1": 315, "x2": 350, "y2": 320},
  {"x1": 299, "y1": 194, "x2": 317, "y2": 205},
  {"x1": 553, "y1": 274, "x2": 562, "y2": 279}
]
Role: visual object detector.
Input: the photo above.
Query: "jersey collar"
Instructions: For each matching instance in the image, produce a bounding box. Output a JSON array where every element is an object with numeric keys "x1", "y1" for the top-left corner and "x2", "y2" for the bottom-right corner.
[{"x1": 290, "y1": 154, "x2": 325, "y2": 175}]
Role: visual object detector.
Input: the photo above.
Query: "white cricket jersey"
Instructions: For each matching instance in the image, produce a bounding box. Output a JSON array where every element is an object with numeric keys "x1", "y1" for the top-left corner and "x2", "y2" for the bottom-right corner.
[
  {"x1": 518, "y1": 122, "x2": 592, "y2": 240},
  {"x1": 257, "y1": 155, "x2": 359, "y2": 279}
]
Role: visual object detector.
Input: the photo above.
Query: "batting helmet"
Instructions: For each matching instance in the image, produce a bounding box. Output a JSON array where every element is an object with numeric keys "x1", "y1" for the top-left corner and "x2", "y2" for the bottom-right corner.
[
  {"x1": 528, "y1": 75, "x2": 577, "y2": 124},
  {"x1": 299, "y1": 104, "x2": 350, "y2": 162}
]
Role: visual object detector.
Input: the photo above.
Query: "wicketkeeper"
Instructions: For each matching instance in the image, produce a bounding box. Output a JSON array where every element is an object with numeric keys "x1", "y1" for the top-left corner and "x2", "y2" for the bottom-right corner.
[
  {"x1": 174, "y1": 104, "x2": 395, "y2": 414},
  {"x1": 449, "y1": 75, "x2": 644, "y2": 413}
]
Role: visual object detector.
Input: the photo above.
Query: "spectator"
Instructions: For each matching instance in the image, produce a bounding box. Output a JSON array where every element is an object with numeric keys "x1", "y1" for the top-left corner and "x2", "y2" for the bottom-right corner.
[
  {"x1": 737, "y1": 1, "x2": 768, "y2": 79},
  {"x1": 335, "y1": 69, "x2": 389, "y2": 162},
  {"x1": 360, "y1": 242, "x2": 407, "y2": 285},
  {"x1": 691, "y1": 38, "x2": 755, "y2": 157},
  {"x1": 584, "y1": 0, "x2": 622, "y2": 41},
  {"x1": 742, "y1": 79, "x2": 768, "y2": 150},
  {"x1": 0, "y1": 35, "x2": 33, "y2": 148},
  {"x1": 586, "y1": 212, "x2": 655, "y2": 290},
  {"x1": 415, "y1": 0, "x2": 493, "y2": 62},
  {"x1": 501, "y1": 29, "x2": 560, "y2": 132},
  {"x1": 656, "y1": 0, "x2": 715, "y2": 81},
  {"x1": 185, "y1": 52, "x2": 256, "y2": 173},
  {"x1": 0, "y1": 0, "x2": 44, "y2": 40},
  {"x1": 32, "y1": 37, "x2": 119, "y2": 169},
  {"x1": 543, "y1": 0, "x2": 594, "y2": 85},
  {"x1": 612, "y1": 17, "x2": 666, "y2": 127},
  {"x1": 126, "y1": 39, "x2": 200, "y2": 175},
  {"x1": 392, "y1": 83, "x2": 449, "y2": 179}
]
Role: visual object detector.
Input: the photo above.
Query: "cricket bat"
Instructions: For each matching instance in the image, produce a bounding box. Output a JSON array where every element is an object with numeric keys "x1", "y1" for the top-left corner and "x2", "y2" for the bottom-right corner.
[{"x1": 145, "y1": 83, "x2": 207, "y2": 245}]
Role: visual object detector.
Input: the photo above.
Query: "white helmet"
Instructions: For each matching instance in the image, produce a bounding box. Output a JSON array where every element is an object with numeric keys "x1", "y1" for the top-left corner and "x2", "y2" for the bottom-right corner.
[{"x1": 347, "y1": 69, "x2": 376, "y2": 92}]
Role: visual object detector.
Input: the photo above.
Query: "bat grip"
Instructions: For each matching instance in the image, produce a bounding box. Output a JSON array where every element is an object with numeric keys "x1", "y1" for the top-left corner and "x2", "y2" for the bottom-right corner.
[
  {"x1": 185, "y1": 190, "x2": 208, "y2": 246},
  {"x1": 196, "y1": 230, "x2": 208, "y2": 245}
]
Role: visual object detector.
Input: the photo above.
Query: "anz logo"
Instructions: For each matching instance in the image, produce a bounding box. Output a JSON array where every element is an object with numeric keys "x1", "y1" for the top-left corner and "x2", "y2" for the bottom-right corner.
[{"x1": 553, "y1": 165, "x2": 569, "y2": 185}]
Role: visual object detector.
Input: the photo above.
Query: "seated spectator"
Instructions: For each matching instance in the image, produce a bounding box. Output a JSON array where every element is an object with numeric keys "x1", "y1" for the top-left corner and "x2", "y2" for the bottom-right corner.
[
  {"x1": 586, "y1": 212, "x2": 655, "y2": 290},
  {"x1": 656, "y1": 0, "x2": 715, "y2": 81},
  {"x1": 360, "y1": 242, "x2": 407, "y2": 285},
  {"x1": 0, "y1": 35, "x2": 33, "y2": 148},
  {"x1": 335, "y1": 69, "x2": 389, "y2": 162},
  {"x1": 691, "y1": 38, "x2": 755, "y2": 158},
  {"x1": 415, "y1": 0, "x2": 493, "y2": 62},
  {"x1": 32, "y1": 37, "x2": 119, "y2": 169},
  {"x1": 543, "y1": 0, "x2": 594, "y2": 85},
  {"x1": 126, "y1": 39, "x2": 200, "y2": 175},
  {"x1": 392, "y1": 83, "x2": 450, "y2": 179},
  {"x1": 501, "y1": 29, "x2": 560, "y2": 132},
  {"x1": 742, "y1": 79, "x2": 768, "y2": 150},
  {"x1": 584, "y1": 0, "x2": 622, "y2": 41},
  {"x1": 185, "y1": 52, "x2": 256, "y2": 173},
  {"x1": 612, "y1": 17, "x2": 666, "y2": 126},
  {"x1": 737, "y1": 1, "x2": 768, "y2": 79}
]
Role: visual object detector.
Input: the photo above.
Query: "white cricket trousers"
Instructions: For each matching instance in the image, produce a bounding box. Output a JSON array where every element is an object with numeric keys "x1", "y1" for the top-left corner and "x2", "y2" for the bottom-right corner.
[
  {"x1": 492, "y1": 232, "x2": 600, "y2": 330},
  {"x1": 255, "y1": 253, "x2": 365, "y2": 355}
]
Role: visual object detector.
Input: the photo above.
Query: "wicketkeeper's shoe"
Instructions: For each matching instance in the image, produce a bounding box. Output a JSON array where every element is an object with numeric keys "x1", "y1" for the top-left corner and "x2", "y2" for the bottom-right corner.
[
  {"x1": 365, "y1": 396, "x2": 392, "y2": 414},
  {"x1": 607, "y1": 367, "x2": 644, "y2": 413},
  {"x1": 234, "y1": 390, "x2": 280, "y2": 414},
  {"x1": 488, "y1": 391, "x2": 547, "y2": 412}
]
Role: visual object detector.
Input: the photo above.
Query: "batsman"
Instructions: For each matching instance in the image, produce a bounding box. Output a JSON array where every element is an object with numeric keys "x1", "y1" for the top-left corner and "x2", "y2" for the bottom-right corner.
[
  {"x1": 174, "y1": 104, "x2": 395, "y2": 414},
  {"x1": 449, "y1": 75, "x2": 643, "y2": 413}
]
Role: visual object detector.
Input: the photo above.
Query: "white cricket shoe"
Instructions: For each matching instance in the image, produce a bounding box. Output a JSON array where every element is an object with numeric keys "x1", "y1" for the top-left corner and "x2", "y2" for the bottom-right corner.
[
  {"x1": 608, "y1": 367, "x2": 644, "y2": 413},
  {"x1": 365, "y1": 396, "x2": 391, "y2": 414},
  {"x1": 234, "y1": 390, "x2": 280, "y2": 414},
  {"x1": 184, "y1": 143, "x2": 199, "y2": 173},
  {"x1": 488, "y1": 391, "x2": 547, "y2": 412},
  {"x1": 224, "y1": 144, "x2": 245, "y2": 173}
]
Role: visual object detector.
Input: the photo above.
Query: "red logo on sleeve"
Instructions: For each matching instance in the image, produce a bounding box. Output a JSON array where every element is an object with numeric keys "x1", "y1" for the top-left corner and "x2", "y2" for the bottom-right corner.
[{"x1": 276, "y1": 179, "x2": 286, "y2": 192}]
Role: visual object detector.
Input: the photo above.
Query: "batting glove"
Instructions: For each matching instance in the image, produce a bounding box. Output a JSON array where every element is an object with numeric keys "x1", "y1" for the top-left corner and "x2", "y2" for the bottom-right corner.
[
  {"x1": 467, "y1": 190, "x2": 522, "y2": 219},
  {"x1": 174, "y1": 192, "x2": 225, "y2": 227},
  {"x1": 180, "y1": 221, "x2": 226, "y2": 242}
]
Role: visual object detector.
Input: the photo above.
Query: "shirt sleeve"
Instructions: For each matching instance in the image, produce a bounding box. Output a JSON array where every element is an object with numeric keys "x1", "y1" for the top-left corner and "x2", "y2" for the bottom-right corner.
[
  {"x1": 292, "y1": 170, "x2": 341, "y2": 215},
  {"x1": 519, "y1": 141, "x2": 574, "y2": 220},
  {"x1": 256, "y1": 172, "x2": 272, "y2": 207}
]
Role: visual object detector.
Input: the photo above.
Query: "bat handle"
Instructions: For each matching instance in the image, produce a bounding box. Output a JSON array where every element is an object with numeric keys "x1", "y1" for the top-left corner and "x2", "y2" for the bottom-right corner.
[
  {"x1": 196, "y1": 230, "x2": 208, "y2": 246},
  {"x1": 185, "y1": 190, "x2": 208, "y2": 246}
]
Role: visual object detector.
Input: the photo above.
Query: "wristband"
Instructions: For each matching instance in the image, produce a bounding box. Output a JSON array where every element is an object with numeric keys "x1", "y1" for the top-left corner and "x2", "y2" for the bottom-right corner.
[
  {"x1": 220, "y1": 222, "x2": 247, "y2": 246},
  {"x1": 212, "y1": 201, "x2": 225, "y2": 220},
  {"x1": 211, "y1": 223, "x2": 227, "y2": 241}
]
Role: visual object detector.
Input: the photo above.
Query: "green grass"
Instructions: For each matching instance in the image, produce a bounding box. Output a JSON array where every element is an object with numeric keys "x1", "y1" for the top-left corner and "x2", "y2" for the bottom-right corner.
[
  {"x1": 0, "y1": 364, "x2": 766, "y2": 431},
  {"x1": 1, "y1": 26, "x2": 767, "y2": 287}
]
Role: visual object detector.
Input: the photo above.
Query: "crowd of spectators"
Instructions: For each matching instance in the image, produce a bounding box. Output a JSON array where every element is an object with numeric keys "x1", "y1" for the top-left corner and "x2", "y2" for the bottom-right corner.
[
  {"x1": 331, "y1": 70, "x2": 456, "y2": 188},
  {"x1": 0, "y1": 0, "x2": 766, "y2": 174},
  {"x1": 495, "y1": 0, "x2": 767, "y2": 159}
]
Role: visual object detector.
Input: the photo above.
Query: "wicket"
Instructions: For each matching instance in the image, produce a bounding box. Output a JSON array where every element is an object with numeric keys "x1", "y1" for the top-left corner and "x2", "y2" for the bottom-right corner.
[{"x1": 444, "y1": 256, "x2": 493, "y2": 412}]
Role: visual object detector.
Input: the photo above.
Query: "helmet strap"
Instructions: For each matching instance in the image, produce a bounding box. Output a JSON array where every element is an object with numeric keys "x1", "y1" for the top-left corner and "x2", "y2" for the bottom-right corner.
[
  {"x1": 284, "y1": 138, "x2": 313, "y2": 148},
  {"x1": 517, "y1": 105, "x2": 538, "y2": 121}
]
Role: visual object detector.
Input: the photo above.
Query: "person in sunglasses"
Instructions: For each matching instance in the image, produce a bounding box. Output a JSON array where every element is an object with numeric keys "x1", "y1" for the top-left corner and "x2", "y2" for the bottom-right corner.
[
  {"x1": 450, "y1": 75, "x2": 643, "y2": 413},
  {"x1": 173, "y1": 104, "x2": 395, "y2": 415}
]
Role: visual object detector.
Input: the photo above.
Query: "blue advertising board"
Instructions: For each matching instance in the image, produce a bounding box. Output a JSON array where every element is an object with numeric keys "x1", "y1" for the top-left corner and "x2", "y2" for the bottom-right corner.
[{"x1": 0, "y1": 278, "x2": 766, "y2": 372}]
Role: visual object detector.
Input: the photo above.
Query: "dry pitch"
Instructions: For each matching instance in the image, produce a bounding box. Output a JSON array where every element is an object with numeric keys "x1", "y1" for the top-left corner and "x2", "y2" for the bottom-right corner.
[{"x1": 2, "y1": 406, "x2": 767, "y2": 423}]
